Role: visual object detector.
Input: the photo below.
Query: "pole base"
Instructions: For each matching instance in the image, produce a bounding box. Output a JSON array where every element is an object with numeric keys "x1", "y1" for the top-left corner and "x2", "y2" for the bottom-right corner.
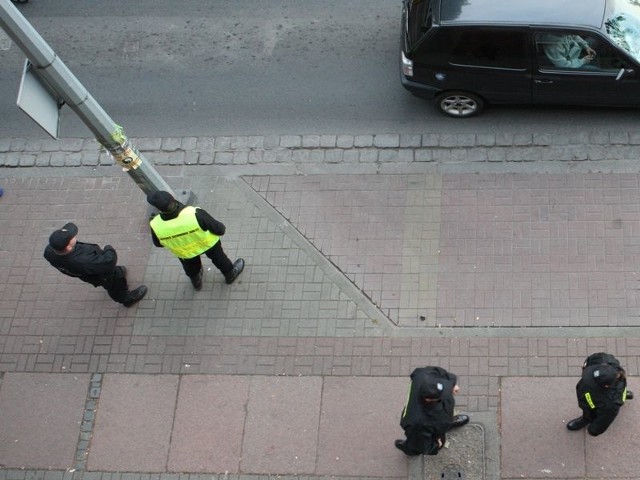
[{"x1": 175, "y1": 189, "x2": 196, "y2": 206}]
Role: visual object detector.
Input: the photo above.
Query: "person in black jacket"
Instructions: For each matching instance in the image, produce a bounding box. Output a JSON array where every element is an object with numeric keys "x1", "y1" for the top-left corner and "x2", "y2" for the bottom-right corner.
[
  {"x1": 567, "y1": 352, "x2": 633, "y2": 436},
  {"x1": 395, "y1": 366, "x2": 470, "y2": 456},
  {"x1": 147, "y1": 191, "x2": 244, "y2": 290},
  {"x1": 44, "y1": 223, "x2": 147, "y2": 307}
]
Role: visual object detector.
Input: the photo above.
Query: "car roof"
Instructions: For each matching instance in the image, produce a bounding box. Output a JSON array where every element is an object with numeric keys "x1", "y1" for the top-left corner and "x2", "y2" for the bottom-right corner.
[{"x1": 440, "y1": 0, "x2": 606, "y2": 29}]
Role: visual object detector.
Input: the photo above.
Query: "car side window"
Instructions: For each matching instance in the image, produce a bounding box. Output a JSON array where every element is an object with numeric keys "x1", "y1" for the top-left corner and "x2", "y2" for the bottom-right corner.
[
  {"x1": 535, "y1": 32, "x2": 627, "y2": 72},
  {"x1": 449, "y1": 30, "x2": 527, "y2": 69}
]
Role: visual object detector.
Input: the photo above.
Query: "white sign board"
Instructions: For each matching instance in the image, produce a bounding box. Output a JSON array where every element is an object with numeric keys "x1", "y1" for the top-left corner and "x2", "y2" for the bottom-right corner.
[{"x1": 16, "y1": 59, "x2": 61, "y2": 139}]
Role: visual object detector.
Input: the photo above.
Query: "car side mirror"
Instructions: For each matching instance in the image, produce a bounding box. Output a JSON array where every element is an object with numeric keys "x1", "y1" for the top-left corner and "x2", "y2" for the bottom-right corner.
[{"x1": 616, "y1": 67, "x2": 635, "y2": 80}]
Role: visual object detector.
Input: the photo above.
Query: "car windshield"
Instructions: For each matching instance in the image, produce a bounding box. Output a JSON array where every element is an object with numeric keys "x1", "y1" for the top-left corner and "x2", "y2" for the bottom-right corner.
[{"x1": 604, "y1": 0, "x2": 640, "y2": 62}]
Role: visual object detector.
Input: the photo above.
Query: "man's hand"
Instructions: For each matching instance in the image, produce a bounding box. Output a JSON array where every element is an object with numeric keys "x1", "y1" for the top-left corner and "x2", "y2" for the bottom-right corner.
[{"x1": 453, "y1": 384, "x2": 460, "y2": 395}]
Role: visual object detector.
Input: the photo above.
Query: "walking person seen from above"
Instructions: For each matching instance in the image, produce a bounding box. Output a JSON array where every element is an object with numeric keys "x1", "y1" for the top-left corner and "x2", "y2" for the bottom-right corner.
[
  {"x1": 567, "y1": 352, "x2": 633, "y2": 436},
  {"x1": 43, "y1": 222, "x2": 147, "y2": 307},
  {"x1": 147, "y1": 191, "x2": 244, "y2": 290},
  {"x1": 395, "y1": 366, "x2": 469, "y2": 456}
]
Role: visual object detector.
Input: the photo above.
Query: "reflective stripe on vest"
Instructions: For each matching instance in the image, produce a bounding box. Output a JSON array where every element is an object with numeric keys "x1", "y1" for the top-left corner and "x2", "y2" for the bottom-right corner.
[
  {"x1": 584, "y1": 392, "x2": 596, "y2": 409},
  {"x1": 150, "y1": 206, "x2": 219, "y2": 259},
  {"x1": 623, "y1": 387, "x2": 628, "y2": 402}
]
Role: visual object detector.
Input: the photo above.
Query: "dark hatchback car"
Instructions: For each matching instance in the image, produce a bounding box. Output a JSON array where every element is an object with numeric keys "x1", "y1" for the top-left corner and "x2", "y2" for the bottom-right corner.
[{"x1": 401, "y1": 0, "x2": 640, "y2": 117}]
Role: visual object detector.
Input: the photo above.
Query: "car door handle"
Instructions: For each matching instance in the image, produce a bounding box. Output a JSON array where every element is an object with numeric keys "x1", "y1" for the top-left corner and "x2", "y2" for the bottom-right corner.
[{"x1": 534, "y1": 79, "x2": 554, "y2": 84}]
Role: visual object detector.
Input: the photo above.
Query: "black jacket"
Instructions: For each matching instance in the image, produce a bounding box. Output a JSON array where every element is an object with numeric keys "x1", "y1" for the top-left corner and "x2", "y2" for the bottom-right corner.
[
  {"x1": 400, "y1": 366, "x2": 457, "y2": 455},
  {"x1": 150, "y1": 202, "x2": 225, "y2": 248},
  {"x1": 44, "y1": 242, "x2": 117, "y2": 286}
]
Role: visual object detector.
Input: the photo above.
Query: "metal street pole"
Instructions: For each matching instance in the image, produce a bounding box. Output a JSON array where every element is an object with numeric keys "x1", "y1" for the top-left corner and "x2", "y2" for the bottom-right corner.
[{"x1": 0, "y1": 0, "x2": 181, "y2": 198}]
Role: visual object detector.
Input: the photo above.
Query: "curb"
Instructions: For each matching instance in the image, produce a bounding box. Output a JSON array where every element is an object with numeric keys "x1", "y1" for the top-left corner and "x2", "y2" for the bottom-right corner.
[{"x1": 1, "y1": 132, "x2": 640, "y2": 168}]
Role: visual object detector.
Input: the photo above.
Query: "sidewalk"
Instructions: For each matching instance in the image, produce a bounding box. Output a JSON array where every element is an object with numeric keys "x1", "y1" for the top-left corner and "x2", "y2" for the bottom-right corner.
[{"x1": 0, "y1": 136, "x2": 639, "y2": 480}]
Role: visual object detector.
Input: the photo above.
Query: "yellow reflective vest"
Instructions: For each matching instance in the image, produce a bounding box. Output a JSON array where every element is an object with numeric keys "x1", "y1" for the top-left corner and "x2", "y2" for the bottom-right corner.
[{"x1": 150, "y1": 206, "x2": 219, "y2": 259}]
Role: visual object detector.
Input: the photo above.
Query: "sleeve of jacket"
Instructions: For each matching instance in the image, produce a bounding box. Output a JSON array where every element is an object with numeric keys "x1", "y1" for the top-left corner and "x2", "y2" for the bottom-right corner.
[
  {"x1": 195, "y1": 208, "x2": 226, "y2": 236},
  {"x1": 150, "y1": 228, "x2": 162, "y2": 247},
  {"x1": 82, "y1": 245, "x2": 118, "y2": 276},
  {"x1": 543, "y1": 40, "x2": 586, "y2": 68}
]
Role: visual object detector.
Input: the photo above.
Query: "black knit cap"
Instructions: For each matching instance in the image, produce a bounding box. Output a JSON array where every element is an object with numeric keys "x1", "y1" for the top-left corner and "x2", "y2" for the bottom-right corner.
[{"x1": 147, "y1": 191, "x2": 175, "y2": 212}]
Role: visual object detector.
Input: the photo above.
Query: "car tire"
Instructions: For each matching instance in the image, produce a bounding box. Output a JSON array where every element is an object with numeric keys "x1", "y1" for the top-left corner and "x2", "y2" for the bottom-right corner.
[{"x1": 435, "y1": 91, "x2": 484, "y2": 118}]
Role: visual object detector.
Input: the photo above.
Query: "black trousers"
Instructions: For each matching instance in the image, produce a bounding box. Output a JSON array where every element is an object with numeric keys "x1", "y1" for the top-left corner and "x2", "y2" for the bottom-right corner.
[
  {"x1": 180, "y1": 241, "x2": 233, "y2": 279},
  {"x1": 95, "y1": 266, "x2": 130, "y2": 304}
]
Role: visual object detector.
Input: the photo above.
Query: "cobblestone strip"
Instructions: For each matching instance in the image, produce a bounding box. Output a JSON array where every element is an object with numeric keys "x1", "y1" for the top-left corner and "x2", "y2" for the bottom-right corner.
[
  {"x1": 73, "y1": 373, "x2": 103, "y2": 471},
  {"x1": 0, "y1": 473, "x2": 400, "y2": 480},
  {"x1": 2, "y1": 133, "x2": 640, "y2": 167}
]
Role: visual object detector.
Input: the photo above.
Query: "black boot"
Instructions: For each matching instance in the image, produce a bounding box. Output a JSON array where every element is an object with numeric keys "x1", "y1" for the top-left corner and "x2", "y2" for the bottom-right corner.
[
  {"x1": 567, "y1": 416, "x2": 588, "y2": 431},
  {"x1": 394, "y1": 439, "x2": 420, "y2": 456},
  {"x1": 626, "y1": 390, "x2": 634, "y2": 400},
  {"x1": 190, "y1": 268, "x2": 203, "y2": 290},
  {"x1": 122, "y1": 285, "x2": 147, "y2": 307},
  {"x1": 451, "y1": 414, "x2": 470, "y2": 428},
  {"x1": 225, "y1": 258, "x2": 245, "y2": 284}
]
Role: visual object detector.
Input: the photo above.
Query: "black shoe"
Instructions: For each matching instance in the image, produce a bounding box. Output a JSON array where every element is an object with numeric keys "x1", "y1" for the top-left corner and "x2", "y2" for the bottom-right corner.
[
  {"x1": 567, "y1": 416, "x2": 588, "y2": 431},
  {"x1": 394, "y1": 439, "x2": 420, "y2": 456},
  {"x1": 451, "y1": 414, "x2": 470, "y2": 428},
  {"x1": 394, "y1": 439, "x2": 407, "y2": 454},
  {"x1": 225, "y1": 258, "x2": 245, "y2": 284},
  {"x1": 190, "y1": 268, "x2": 203, "y2": 290},
  {"x1": 122, "y1": 285, "x2": 147, "y2": 307},
  {"x1": 626, "y1": 390, "x2": 634, "y2": 400}
]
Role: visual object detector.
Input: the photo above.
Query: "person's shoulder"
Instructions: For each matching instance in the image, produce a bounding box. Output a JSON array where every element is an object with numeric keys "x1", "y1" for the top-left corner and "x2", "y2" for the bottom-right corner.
[{"x1": 43, "y1": 245, "x2": 57, "y2": 260}]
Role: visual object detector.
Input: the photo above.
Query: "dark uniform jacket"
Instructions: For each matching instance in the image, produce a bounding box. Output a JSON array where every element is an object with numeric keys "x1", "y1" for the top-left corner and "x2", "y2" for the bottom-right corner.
[
  {"x1": 577, "y1": 353, "x2": 628, "y2": 436},
  {"x1": 44, "y1": 242, "x2": 118, "y2": 286},
  {"x1": 400, "y1": 366, "x2": 457, "y2": 455},
  {"x1": 150, "y1": 202, "x2": 226, "y2": 248}
]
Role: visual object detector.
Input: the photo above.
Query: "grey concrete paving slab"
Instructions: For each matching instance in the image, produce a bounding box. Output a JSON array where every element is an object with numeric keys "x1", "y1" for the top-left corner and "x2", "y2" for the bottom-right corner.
[
  {"x1": 247, "y1": 174, "x2": 440, "y2": 327},
  {"x1": 438, "y1": 174, "x2": 640, "y2": 329},
  {"x1": 0, "y1": 373, "x2": 89, "y2": 469},
  {"x1": 168, "y1": 375, "x2": 250, "y2": 473},
  {"x1": 88, "y1": 374, "x2": 179, "y2": 472},
  {"x1": 316, "y1": 376, "x2": 407, "y2": 477},
  {"x1": 585, "y1": 384, "x2": 638, "y2": 478},
  {"x1": 240, "y1": 376, "x2": 322, "y2": 474},
  {"x1": 421, "y1": 424, "x2": 485, "y2": 480},
  {"x1": 501, "y1": 377, "x2": 585, "y2": 479}
]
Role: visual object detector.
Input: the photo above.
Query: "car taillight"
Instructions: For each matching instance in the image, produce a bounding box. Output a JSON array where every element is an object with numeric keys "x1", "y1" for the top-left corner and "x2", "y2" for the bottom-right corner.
[{"x1": 401, "y1": 51, "x2": 413, "y2": 77}]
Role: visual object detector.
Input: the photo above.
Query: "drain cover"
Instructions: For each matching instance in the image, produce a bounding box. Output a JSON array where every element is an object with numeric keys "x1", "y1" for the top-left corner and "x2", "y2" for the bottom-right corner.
[{"x1": 440, "y1": 464, "x2": 465, "y2": 479}]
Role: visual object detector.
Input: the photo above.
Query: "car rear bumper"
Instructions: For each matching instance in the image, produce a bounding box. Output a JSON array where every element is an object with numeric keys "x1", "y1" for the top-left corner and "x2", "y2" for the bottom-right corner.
[{"x1": 400, "y1": 75, "x2": 441, "y2": 99}]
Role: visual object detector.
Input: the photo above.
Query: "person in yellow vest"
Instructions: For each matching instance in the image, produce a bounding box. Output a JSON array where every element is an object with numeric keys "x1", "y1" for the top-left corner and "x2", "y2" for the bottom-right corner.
[{"x1": 147, "y1": 191, "x2": 244, "y2": 290}]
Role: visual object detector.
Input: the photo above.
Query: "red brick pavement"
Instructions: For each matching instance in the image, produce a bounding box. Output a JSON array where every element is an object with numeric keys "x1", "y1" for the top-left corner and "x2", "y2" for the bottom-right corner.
[{"x1": 1, "y1": 170, "x2": 640, "y2": 478}]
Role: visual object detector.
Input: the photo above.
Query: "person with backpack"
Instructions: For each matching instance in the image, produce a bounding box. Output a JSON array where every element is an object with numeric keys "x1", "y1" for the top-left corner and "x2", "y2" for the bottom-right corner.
[
  {"x1": 567, "y1": 352, "x2": 634, "y2": 436},
  {"x1": 394, "y1": 366, "x2": 469, "y2": 456}
]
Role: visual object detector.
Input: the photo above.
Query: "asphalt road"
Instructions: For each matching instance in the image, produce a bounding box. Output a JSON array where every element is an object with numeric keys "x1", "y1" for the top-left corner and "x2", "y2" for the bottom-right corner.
[{"x1": 1, "y1": 0, "x2": 639, "y2": 139}]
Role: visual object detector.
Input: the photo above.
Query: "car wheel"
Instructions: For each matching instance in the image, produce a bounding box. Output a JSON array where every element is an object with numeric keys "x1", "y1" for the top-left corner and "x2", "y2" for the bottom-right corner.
[{"x1": 435, "y1": 91, "x2": 484, "y2": 118}]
